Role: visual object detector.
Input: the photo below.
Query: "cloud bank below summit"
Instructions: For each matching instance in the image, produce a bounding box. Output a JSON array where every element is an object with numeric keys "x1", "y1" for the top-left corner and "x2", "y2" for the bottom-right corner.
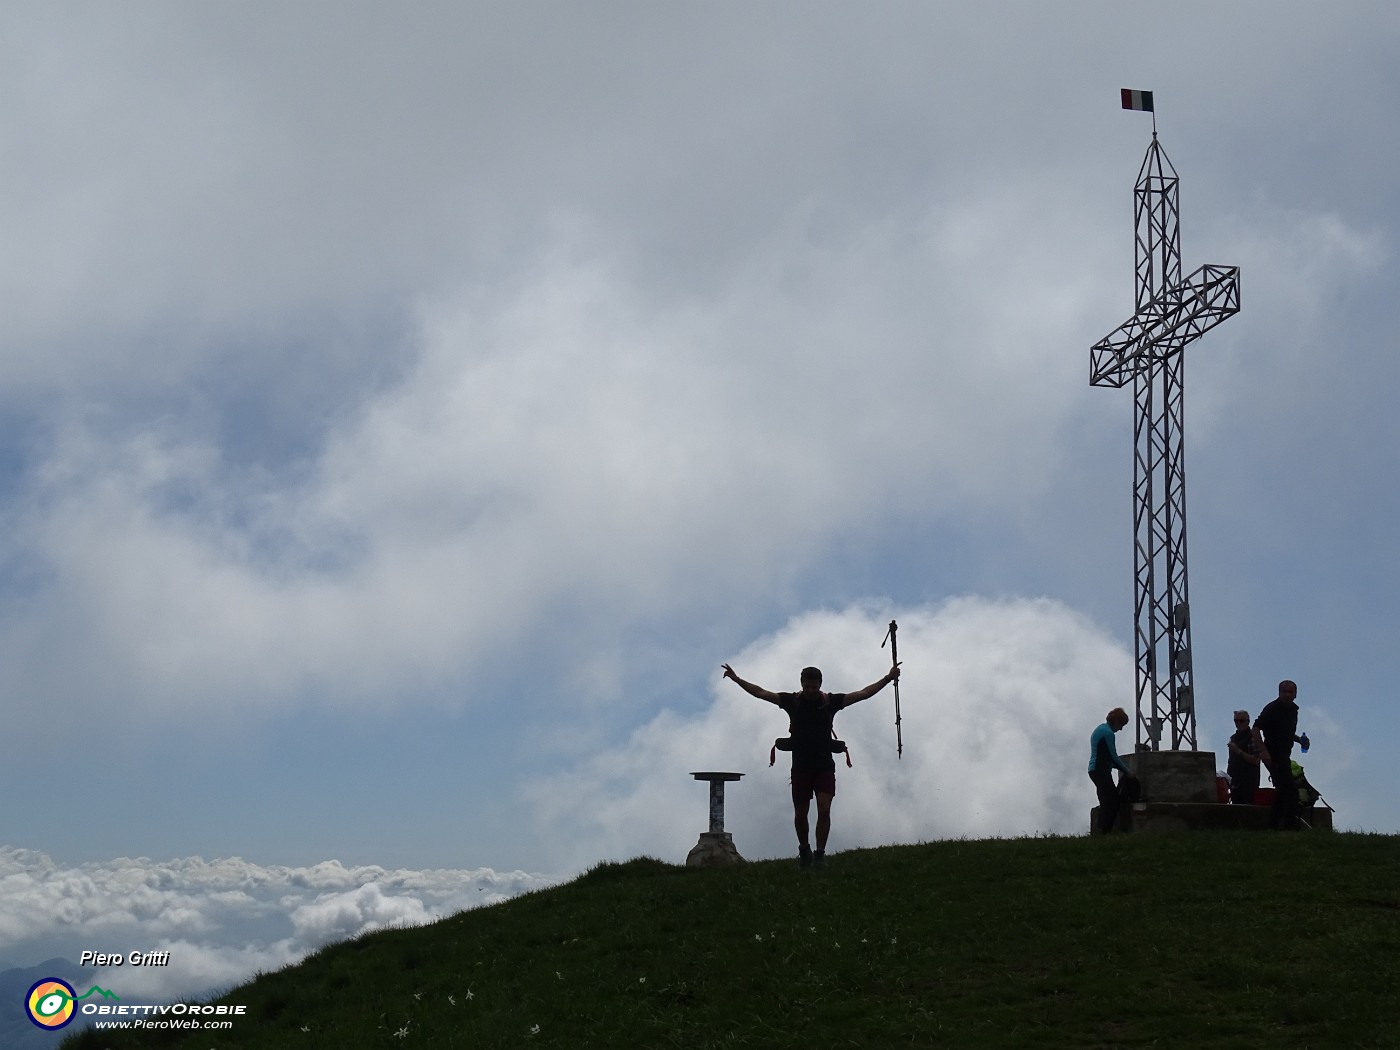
[{"x1": 0, "y1": 848, "x2": 558, "y2": 1001}]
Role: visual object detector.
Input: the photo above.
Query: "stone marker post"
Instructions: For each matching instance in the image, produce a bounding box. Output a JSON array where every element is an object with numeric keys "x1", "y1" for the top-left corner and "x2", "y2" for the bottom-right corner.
[{"x1": 686, "y1": 772, "x2": 744, "y2": 867}]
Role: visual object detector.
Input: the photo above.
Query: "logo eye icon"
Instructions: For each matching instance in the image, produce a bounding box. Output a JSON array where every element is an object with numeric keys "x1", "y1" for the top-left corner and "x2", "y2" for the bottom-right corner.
[
  {"x1": 37, "y1": 989, "x2": 72, "y2": 1015},
  {"x1": 26, "y1": 979, "x2": 77, "y2": 1029}
]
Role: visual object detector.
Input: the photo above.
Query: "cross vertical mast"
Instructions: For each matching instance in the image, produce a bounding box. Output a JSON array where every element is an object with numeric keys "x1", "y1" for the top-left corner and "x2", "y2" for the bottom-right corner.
[
  {"x1": 1090, "y1": 101, "x2": 1240, "y2": 754},
  {"x1": 1132, "y1": 135, "x2": 1194, "y2": 752}
]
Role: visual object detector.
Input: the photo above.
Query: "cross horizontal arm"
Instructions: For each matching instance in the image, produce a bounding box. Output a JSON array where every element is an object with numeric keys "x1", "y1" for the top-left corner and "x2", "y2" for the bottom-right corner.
[{"x1": 1090, "y1": 264, "x2": 1240, "y2": 388}]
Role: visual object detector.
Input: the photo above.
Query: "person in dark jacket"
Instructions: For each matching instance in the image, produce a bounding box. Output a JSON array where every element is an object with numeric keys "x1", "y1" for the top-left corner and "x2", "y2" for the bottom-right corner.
[
  {"x1": 1226, "y1": 709, "x2": 1261, "y2": 804},
  {"x1": 1253, "y1": 680, "x2": 1306, "y2": 830},
  {"x1": 722, "y1": 662, "x2": 898, "y2": 868},
  {"x1": 1088, "y1": 707, "x2": 1135, "y2": 833}
]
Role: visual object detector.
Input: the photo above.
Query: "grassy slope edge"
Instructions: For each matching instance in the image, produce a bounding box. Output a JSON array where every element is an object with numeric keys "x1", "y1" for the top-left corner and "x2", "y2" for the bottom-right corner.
[{"x1": 61, "y1": 833, "x2": 1400, "y2": 1049}]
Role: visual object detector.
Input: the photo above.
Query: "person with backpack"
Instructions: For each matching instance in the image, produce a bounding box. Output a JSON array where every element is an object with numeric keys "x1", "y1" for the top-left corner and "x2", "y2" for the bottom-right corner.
[
  {"x1": 1088, "y1": 707, "x2": 1137, "y2": 833},
  {"x1": 721, "y1": 662, "x2": 899, "y2": 869}
]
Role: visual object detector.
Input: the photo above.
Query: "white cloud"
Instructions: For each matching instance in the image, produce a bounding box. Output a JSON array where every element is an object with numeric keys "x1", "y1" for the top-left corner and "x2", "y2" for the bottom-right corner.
[
  {"x1": 3, "y1": 8, "x2": 1390, "y2": 742},
  {"x1": 530, "y1": 596, "x2": 1134, "y2": 870},
  {"x1": 1190, "y1": 203, "x2": 1388, "y2": 437},
  {"x1": 0, "y1": 848, "x2": 557, "y2": 1002},
  {"x1": 1, "y1": 181, "x2": 1125, "y2": 725},
  {"x1": 288, "y1": 883, "x2": 432, "y2": 946}
]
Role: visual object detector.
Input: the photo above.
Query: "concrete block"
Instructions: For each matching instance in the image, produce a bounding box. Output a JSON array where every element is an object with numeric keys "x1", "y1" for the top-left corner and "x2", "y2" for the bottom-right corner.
[{"x1": 1123, "y1": 749, "x2": 1218, "y2": 803}]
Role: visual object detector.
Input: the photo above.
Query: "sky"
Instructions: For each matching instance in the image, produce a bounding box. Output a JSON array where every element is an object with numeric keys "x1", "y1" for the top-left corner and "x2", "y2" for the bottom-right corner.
[{"x1": 3, "y1": 0, "x2": 1399, "y2": 1004}]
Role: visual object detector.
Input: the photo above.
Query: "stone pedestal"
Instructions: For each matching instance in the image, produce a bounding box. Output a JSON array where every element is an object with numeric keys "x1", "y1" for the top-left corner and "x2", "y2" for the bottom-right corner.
[
  {"x1": 686, "y1": 772, "x2": 745, "y2": 867},
  {"x1": 686, "y1": 832, "x2": 744, "y2": 868}
]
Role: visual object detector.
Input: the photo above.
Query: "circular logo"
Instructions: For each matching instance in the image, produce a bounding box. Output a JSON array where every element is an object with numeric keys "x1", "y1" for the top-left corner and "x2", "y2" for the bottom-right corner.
[{"x1": 26, "y1": 978, "x2": 77, "y2": 1030}]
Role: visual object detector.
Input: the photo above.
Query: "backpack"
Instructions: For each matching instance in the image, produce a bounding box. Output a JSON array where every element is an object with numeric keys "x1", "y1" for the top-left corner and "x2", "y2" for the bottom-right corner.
[
  {"x1": 769, "y1": 727, "x2": 852, "y2": 768},
  {"x1": 1291, "y1": 760, "x2": 1319, "y2": 807}
]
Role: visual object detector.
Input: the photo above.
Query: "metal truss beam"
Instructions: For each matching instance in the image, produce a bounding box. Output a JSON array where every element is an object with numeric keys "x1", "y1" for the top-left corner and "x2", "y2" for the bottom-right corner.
[{"x1": 1090, "y1": 263, "x2": 1241, "y2": 388}]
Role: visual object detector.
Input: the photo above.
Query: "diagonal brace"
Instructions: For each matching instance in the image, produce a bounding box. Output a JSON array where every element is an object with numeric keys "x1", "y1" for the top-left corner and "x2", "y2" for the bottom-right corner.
[{"x1": 1090, "y1": 264, "x2": 1240, "y2": 388}]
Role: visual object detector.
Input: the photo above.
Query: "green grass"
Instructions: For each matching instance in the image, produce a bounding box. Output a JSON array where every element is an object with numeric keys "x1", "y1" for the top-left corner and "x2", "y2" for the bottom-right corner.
[{"x1": 61, "y1": 833, "x2": 1400, "y2": 1049}]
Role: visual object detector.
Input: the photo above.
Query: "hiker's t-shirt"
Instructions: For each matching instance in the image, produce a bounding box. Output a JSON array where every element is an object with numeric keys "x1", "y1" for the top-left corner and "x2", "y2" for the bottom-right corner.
[
  {"x1": 1253, "y1": 698, "x2": 1299, "y2": 765},
  {"x1": 776, "y1": 692, "x2": 849, "y2": 774},
  {"x1": 1088, "y1": 722, "x2": 1129, "y2": 775}
]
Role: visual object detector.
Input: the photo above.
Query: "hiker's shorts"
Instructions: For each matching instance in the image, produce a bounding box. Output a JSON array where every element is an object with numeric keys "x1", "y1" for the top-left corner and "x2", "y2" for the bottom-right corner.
[{"x1": 791, "y1": 770, "x2": 837, "y2": 804}]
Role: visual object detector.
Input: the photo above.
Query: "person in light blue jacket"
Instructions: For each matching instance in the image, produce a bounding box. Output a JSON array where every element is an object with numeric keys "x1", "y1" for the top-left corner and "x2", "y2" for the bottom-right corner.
[{"x1": 1088, "y1": 707, "x2": 1136, "y2": 833}]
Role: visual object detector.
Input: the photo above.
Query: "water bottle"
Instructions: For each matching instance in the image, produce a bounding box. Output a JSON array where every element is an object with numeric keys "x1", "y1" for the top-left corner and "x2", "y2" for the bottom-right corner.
[{"x1": 1300, "y1": 732, "x2": 1310, "y2": 754}]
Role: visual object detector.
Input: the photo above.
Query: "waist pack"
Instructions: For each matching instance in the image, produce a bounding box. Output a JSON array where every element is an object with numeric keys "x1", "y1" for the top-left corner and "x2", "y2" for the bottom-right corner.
[{"x1": 769, "y1": 732, "x2": 851, "y2": 768}]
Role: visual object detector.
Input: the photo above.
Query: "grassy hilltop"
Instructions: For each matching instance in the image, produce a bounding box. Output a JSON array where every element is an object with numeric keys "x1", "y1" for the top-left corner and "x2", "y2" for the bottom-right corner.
[{"x1": 61, "y1": 833, "x2": 1400, "y2": 1050}]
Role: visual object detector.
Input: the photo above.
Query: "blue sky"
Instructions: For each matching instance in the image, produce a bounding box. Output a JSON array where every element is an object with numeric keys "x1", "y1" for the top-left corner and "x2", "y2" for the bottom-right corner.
[{"x1": 3, "y1": 0, "x2": 1399, "y2": 1001}]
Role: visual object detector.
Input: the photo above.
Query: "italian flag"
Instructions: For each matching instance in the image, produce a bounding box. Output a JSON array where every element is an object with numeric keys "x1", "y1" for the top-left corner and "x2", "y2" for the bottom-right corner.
[{"x1": 1121, "y1": 88, "x2": 1154, "y2": 112}]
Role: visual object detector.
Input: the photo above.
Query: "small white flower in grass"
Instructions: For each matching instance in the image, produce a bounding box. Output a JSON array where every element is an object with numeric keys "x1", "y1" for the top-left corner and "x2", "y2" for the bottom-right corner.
[
  {"x1": 639, "y1": 976, "x2": 647, "y2": 984},
  {"x1": 530, "y1": 1024, "x2": 541, "y2": 1035},
  {"x1": 448, "y1": 995, "x2": 456, "y2": 1007},
  {"x1": 414, "y1": 990, "x2": 423, "y2": 1001},
  {"x1": 393, "y1": 1023, "x2": 410, "y2": 1038},
  {"x1": 301, "y1": 1025, "x2": 311, "y2": 1032},
  {"x1": 465, "y1": 988, "x2": 475, "y2": 1001},
  {"x1": 754, "y1": 934, "x2": 763, "y2": 942},
  {"x1": 556, "y1": 971, "x2": 563, "y2": 980}
]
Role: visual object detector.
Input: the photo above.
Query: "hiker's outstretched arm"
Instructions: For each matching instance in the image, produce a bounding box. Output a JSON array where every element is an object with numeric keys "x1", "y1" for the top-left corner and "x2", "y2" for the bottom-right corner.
[
  {"x1": 721, "y1": 664, "x2": 780, "y2": 704},
  {"x1": 843, "y1": 666, "x2": 900, "y2": 705}
]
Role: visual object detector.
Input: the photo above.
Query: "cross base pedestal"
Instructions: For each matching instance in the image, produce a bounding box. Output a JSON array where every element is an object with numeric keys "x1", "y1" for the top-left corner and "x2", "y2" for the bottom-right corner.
[{"x1": 685, "y1": 831, "x2": 744, "y2": 868}]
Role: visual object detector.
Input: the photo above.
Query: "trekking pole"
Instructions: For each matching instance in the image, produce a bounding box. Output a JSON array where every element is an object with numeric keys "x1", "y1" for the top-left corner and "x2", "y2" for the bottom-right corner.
[{"x1": 881, "y1": 619, "x2": 902, "y2": 759}]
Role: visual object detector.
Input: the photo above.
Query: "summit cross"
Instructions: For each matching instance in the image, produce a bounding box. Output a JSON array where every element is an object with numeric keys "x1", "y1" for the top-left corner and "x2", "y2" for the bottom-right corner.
[{"x1": 1089, "y1": 120, "x2": 1240, "y2": 753}]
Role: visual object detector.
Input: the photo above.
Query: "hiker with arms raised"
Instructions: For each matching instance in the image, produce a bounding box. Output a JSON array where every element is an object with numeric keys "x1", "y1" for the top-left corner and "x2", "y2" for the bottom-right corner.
[{"x1": 721, "y1": 662, "x2": 899, "y2": 869}]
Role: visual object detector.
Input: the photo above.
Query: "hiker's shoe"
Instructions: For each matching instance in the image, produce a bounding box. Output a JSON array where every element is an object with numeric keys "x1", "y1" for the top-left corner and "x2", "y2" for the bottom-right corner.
[
  {"x1": 798, "y1": 845, "x2": 812, "y2": 869},
  {"x1": 812, "y1": 850, "x2": 827, "y2": 871}
]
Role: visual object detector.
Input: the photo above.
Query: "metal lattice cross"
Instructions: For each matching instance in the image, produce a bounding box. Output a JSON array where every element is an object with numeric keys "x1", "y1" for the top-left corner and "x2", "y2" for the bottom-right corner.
[{"x1": 1090, "y1": 132, "x2": 1240, "y2": 752}]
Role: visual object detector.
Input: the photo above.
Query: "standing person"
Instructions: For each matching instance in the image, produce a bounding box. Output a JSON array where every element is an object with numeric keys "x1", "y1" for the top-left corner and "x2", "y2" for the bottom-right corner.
[
  {"x1": 1226, "y1": 710, "x2": 1262, "y2": 804},
  {"x1": 1088, "y1": 708, "x2": 1135, "y2": 834},
  {"x1": 1253, "y1": 680, "x2": 1306, "y2": 830},
  {"x1": 721, "y1": 662, "x2": 899, "y2": 869}
]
